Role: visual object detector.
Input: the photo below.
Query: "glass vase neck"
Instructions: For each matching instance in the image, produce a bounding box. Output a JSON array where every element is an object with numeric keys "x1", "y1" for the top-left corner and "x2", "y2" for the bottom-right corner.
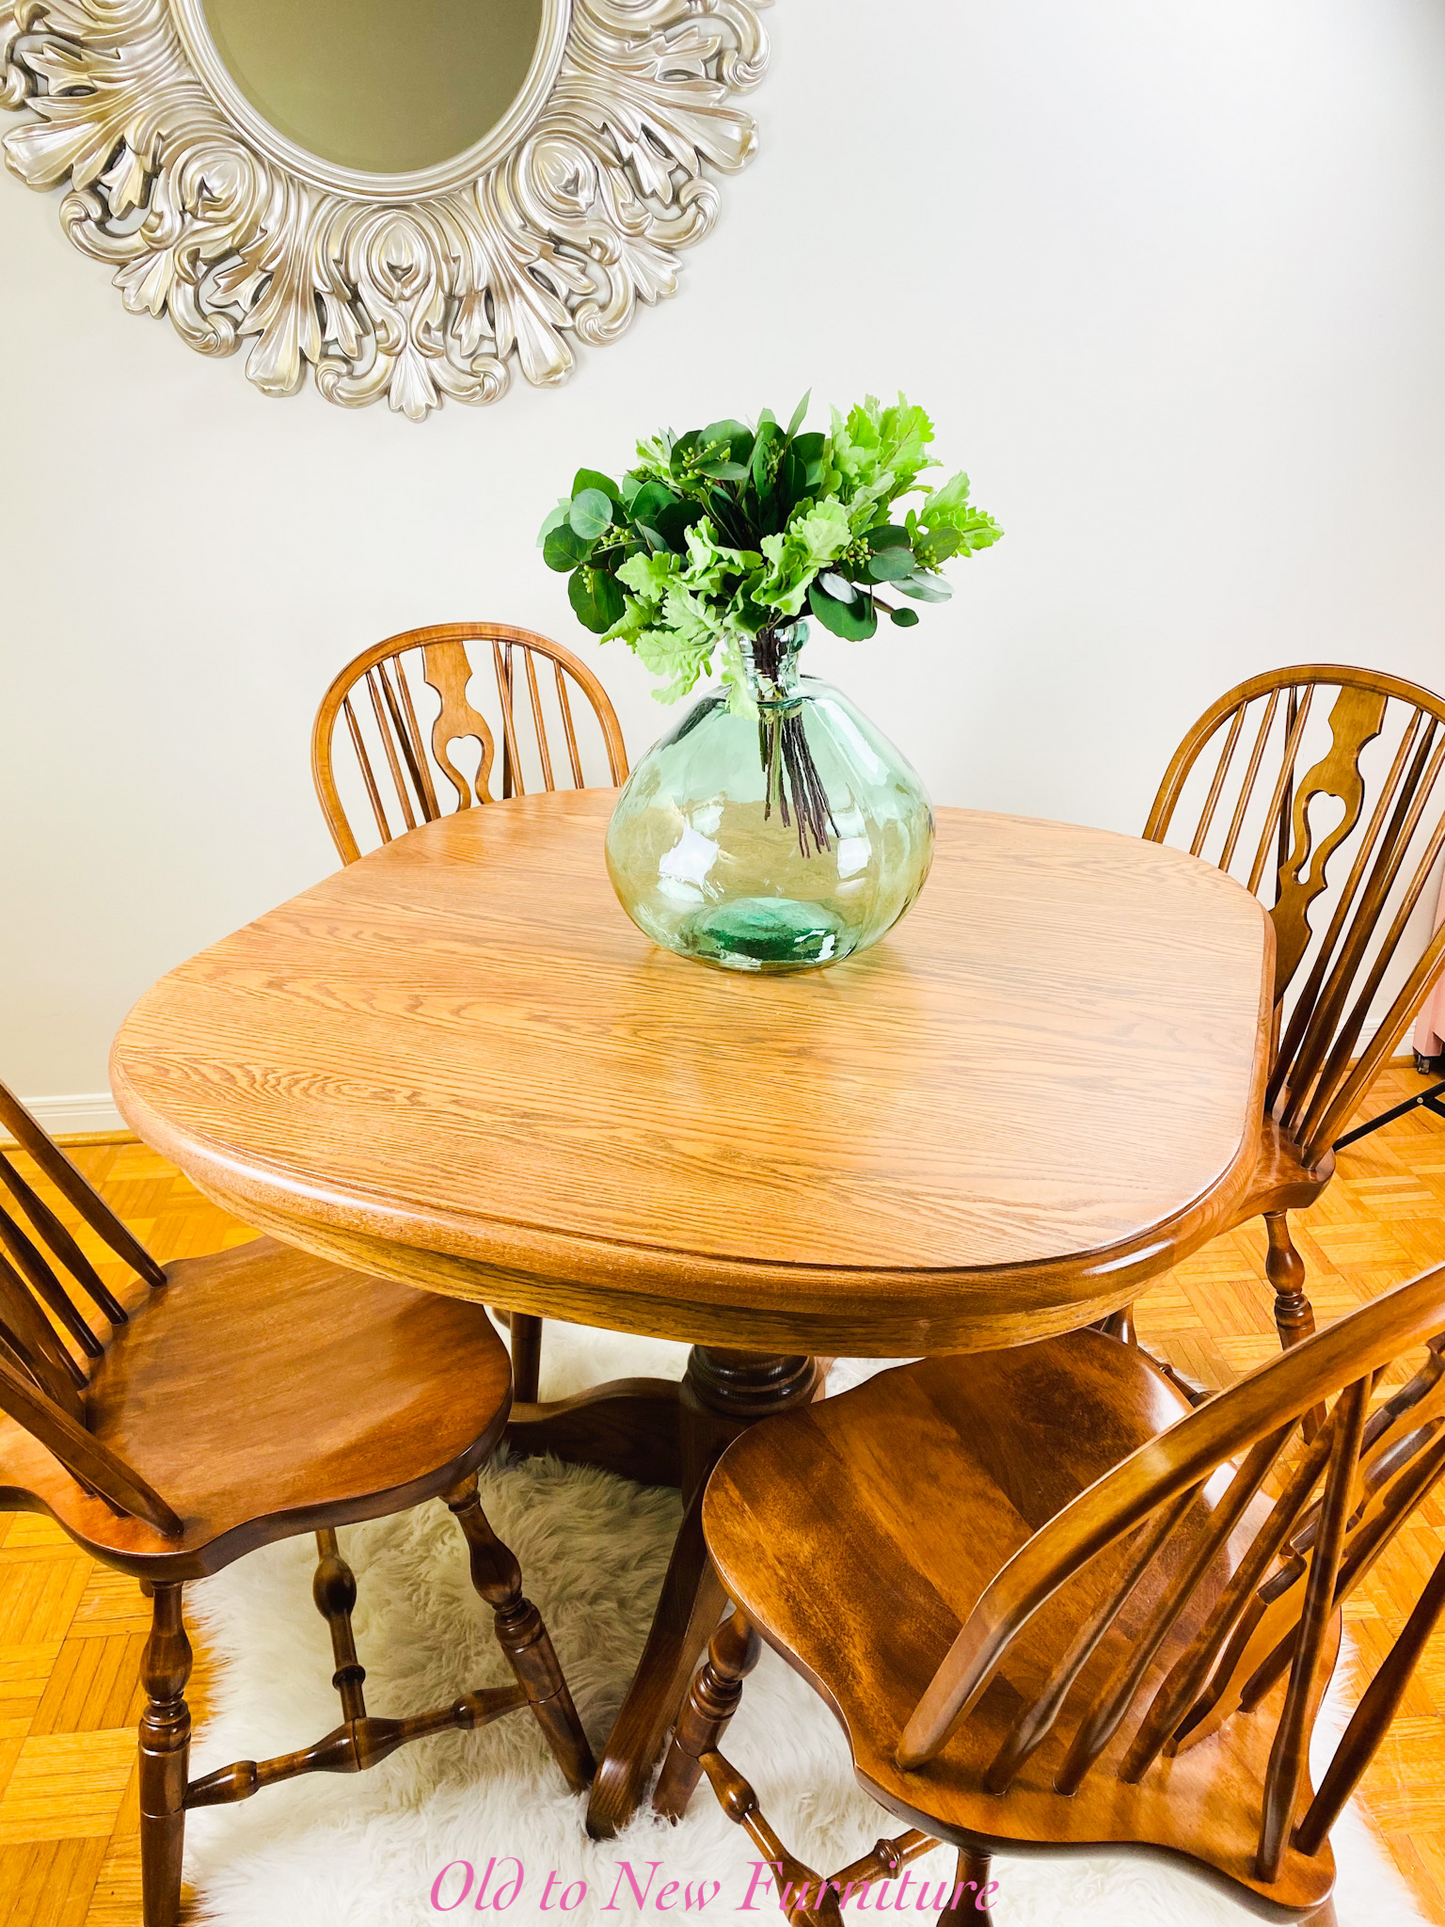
[{"x1": 743, "y1": 623, "x2": 807, "y2": 704}]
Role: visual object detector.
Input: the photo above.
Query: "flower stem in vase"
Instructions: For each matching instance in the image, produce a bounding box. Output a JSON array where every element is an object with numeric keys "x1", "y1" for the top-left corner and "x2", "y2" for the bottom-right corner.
[{"x1": 751, "y1": 627, "x2": 837, "y2": 860}]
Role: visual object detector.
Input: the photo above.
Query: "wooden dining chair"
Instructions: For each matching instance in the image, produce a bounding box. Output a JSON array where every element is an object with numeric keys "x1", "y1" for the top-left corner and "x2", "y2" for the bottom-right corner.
[
  {"x1": 657, "y1": 1262, "x2": 1445, "y2": 1924},
  {"x1": 310, "y1": 622, "x2": 630, "y2": 1403},
  {"x1": 310, "y1": 621, "x2": 629, "y2": 865},
  {"x1": 0, "y1": 1078, "x2": 594, "y2": 1927},
  {"x1": 1144, "y1": 666, "x2": 1445, "y2": 1354}
]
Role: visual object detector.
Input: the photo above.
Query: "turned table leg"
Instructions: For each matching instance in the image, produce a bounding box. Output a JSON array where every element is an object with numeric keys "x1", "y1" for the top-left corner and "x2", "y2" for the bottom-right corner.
[
  {"x1": 509, "y1": 1312, "x2": 544, "y2": 1404},
  {"x1": 585, "y1": 1346, "x2": 822, "y2": 1840}
]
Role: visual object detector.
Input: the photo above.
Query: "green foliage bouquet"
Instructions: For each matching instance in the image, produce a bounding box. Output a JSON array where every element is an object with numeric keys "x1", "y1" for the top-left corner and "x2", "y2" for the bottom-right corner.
[{"x1": 538, "y1": 393, "x2": 1002, "y2": 710}]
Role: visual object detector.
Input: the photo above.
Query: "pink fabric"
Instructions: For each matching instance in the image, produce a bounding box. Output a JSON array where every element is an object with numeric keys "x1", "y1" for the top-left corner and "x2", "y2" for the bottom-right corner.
[{"x1": 1413, "y1": 863, "x2": 1445, "y2": 1059}]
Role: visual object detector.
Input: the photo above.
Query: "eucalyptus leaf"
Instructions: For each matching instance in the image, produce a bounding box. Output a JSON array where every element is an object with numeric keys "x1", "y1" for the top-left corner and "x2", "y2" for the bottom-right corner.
[
  {"x1": 894, "y1": 571, "x2": 953, "y2": 603},
  {"x1": 631, "y1": 481, "x2": 679, "y2": 527},
  {"x1": 787, "y1": 389, "x2": 812, "y2": 438},
  {"x1": 792, "y1": 430, "x2": 827, "y2": 490},
  {"x1": 569, "y1": 488, "x2": 613, "y2": 541},
  {"x1": 864, "y1": 546, "x2": 917, "y2": 583},
  {"x1": 669, "y1": 430, "x2": 702, "y2": 478},
  {"x1": 702, "y1": 419, "x2": 752, "y2": 454},
  {"x1": 536, "y1": 503, "x2": 570, "y2": 546},
  {"x1": 808, "y1": 581, "x2": 878, "y2": 639},
  {"x1": 699, "y1": 460, "x2": 750, "y2": 482},
  {"x1": 918, "y1": 526, "x2": 962, "y2": 563},
  {"x1": 818, "y1": 572, "x2": 856, "y2": 603},
  {"x1": 543, "y1": 522, "x2": 591, "y2": 572},
  {"x1": 889, "y1": 605, "x2": 921, "y2": 627},
  {"x1": 569, "y1": 566, "x2": 625, "y2": 633},
  {"x1": 867, "y1": 522, "x2": 912, "y2": 549},
  {"x1": 573, "y1": 468, "x2": 622, "y2": 509}
]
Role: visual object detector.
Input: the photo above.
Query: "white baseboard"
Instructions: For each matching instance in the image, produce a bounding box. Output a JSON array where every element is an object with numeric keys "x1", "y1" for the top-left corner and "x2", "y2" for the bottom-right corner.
[{"x1": 1, "y1": 1092, "x2": 128, "y2": 1144}]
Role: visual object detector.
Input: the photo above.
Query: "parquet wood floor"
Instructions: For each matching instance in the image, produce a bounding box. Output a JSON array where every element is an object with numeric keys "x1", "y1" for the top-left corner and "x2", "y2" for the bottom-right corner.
[{"x1": 0, "y1": 1068, "x2": 1443, "y2": 1924}]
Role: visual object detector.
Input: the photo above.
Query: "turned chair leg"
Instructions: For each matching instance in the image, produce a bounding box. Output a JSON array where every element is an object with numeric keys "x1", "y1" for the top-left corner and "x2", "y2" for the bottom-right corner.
[
  {"x1": 938, "y1": 1846, "x2": 994, "y2": 1921},
  {"x1": 654, "y1": 1607, "x2": 762, "y2": 1820},
  {"x1": 139, "y1": 1582, "x2": 192, "y2": 1927},
  {"x1": 443, "y1": 1474, "x2": 594, "y2": 1792},
  {"x1": 1264, "y1": 1210, "x2": 1316, "y2": 1349},
  {"x1": 313, "y1": 1529, "x2": 368, "y2": 1719},
  {"x1": 1301, "y1": 1902, "x2": 1338, "y2": 1927}
]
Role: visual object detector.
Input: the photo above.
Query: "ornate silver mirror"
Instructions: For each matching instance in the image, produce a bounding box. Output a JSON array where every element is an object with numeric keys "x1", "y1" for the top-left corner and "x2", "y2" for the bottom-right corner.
[{"x1": 0, "y1": 0, "x2": 769, "y2": 418}]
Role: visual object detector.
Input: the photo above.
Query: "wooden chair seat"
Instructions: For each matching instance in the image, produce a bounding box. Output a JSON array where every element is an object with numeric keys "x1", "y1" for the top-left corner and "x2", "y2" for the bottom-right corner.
[
  {"x1": 0, "y1": 1237, "x2": 512, "y2": 1577},
  {"x1": 700, "y1": 1332, "x2": 1335, "y2": 1918}
]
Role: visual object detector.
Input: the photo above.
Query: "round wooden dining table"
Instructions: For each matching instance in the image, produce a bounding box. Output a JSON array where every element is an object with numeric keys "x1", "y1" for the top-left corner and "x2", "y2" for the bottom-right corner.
[{"x1": 110, "y1": 788, "x2": 1274, "y2": 1838}]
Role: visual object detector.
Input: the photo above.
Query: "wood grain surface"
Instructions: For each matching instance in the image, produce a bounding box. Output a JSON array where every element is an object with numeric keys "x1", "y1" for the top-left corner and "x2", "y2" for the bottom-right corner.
[{"x1": 110, "y1": 792, "x2": 1274, "y2": 1354}]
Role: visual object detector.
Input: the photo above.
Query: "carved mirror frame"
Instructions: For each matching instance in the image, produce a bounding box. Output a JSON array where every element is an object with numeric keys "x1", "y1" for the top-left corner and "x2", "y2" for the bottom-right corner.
[{"x1": 0, "y1": 0, "x2": 769, "y2": 419}]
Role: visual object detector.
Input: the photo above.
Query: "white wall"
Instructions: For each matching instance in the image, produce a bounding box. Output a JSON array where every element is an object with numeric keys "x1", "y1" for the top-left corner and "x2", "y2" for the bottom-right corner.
[{"x1": 3, "y1": 0, "x2": 1444, "y2": 1111}]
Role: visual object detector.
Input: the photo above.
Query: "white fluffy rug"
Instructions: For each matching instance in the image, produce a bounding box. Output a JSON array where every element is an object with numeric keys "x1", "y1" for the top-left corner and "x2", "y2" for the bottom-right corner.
[{"x1": 183, "y1": 1322, "x2": 1429, "y2": 1927}]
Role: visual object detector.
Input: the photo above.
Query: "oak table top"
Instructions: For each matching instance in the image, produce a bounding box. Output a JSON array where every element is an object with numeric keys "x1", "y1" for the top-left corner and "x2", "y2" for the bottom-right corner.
[{"x1": 110, "y1": 789, "x2": 1273, "y2": 1356}]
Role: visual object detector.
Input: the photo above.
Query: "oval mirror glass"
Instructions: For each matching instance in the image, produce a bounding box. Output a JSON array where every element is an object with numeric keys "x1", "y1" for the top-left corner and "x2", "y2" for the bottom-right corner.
[{"x1": 200, "y1": 0, "x2": 546, "y2": 175}]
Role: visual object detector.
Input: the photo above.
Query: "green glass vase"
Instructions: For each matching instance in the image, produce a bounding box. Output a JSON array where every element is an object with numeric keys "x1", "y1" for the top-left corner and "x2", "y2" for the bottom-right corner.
[{"x1": 605, "y1": 624, "x2": 935, "y2": 971}]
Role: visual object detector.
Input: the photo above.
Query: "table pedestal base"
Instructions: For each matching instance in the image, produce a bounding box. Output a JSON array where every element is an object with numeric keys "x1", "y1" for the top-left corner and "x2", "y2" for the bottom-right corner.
[{"x1": 505, "y1": 1346, "x2": 823, "y2": 1839}]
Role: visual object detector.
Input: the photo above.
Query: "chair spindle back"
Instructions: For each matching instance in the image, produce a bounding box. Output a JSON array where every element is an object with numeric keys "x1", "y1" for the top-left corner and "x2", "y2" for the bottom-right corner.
[
  {"x1": 1144, "y1": 667, "x2": 1445, "y2": 1165},
  {"x1": 311, "y1": 623, "x2": 629, "y2": 865},
  {"x1": 0, "y1": 1081, "x2": 180, "y2": 1533},
  {"x1": 898, "y1": 1264, "x2": 1445, "y2": 1883}
]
